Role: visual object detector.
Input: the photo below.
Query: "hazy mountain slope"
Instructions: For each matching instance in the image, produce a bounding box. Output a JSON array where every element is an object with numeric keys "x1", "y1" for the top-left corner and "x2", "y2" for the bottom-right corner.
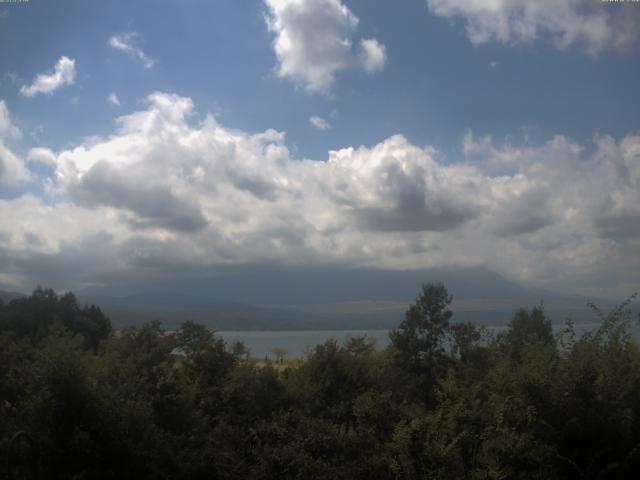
[
  {"x1": 0, "y1": 290, "x2": 26, "y2": 303},
  {"x1": 74, "y1": 267, "x2": 629, "y2": 330}
]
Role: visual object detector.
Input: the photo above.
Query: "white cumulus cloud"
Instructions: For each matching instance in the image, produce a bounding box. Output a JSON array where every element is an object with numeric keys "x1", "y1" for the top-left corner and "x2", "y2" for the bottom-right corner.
[
  {"x1": 264, "y1": 0, "x2": 386, "y2": 93},
  {"x1": 426, "y1": 0, "x2": 638, "y2": 54},
  {"x1": 0, "y1": 100, "x2": 29, "y2": 186},
  {"x1": 108, "y1": 33, "x2": 156, "y2": 69},
  {"x1": 0, "y1": 100, "x2": 20, "y2": 138},
  {"x1": 27, "y1": 147, "x2": 56, "y2": 166},
  {"x1": 20, "y1": 56, "x2": 76, "y2": 98},
  {"x1": 107, "y1": 92, "x2": 121, "y2": 106},
  {"x1": 0, "y1": 143, "x2": 29, "y2": 187},
  {"x1": 1, "y1": 92, "x2": 639, "y2": 297},
  {"x1": 309, "y1": 115, "x2": 330, "y2": 130},
  {"x1": 359, "y1": 38, "x2": 386, "y2": 73}
]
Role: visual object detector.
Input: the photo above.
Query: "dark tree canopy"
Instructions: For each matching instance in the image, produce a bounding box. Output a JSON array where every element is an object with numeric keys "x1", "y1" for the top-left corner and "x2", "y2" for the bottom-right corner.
[
  {"x1": 390, "y1": 282, "x2": 453, "y2": 360},
  {"x1": 500, "y1": 305, "x2": 554, "y2": 358},
  {"x1": 1, "y1": 285, "x2": 639, "y2": 480},
  {"x1": 387, "y1": 282, "x2": 453, "y2": 405},
  {"x1": 0, "y1": 286, "x2": 111, "y2": 350}
]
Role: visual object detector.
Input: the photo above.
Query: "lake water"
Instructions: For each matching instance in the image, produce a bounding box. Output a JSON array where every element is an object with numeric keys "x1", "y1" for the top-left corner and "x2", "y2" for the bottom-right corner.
[
  {"x1": 220, "y1": 322, "x2": 640, "y2": 358},
  {"x1": 220, "y1": 330, "x2": 391, "y2": 358}
]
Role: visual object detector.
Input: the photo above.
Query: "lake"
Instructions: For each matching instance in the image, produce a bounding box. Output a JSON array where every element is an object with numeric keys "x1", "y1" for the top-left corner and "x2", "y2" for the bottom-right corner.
[
  {"x1": 220, "y1": 322, "x2": 640, "y2": 358},
  {"x1": 220, "y1": 330, "x2": 391, "y2": 358}
]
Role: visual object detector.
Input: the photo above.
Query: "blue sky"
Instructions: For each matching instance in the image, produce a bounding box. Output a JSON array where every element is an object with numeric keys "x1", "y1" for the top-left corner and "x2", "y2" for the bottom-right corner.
[
  {"x1": 0, "y1": 0, "x2": 639, "y2": 299},
  {"x1": 2, "y1": 0, "x2": 638, "y2": 159}
]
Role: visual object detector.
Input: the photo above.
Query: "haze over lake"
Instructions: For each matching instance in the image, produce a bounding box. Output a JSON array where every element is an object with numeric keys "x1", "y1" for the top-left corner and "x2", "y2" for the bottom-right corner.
[{"x1": 220, "y1": 322, "x2": 640, "y2": 358}]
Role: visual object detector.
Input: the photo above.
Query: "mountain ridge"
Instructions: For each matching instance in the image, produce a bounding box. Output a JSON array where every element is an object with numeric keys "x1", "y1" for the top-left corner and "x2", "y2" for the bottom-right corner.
[{"x1": 2, "y1": 267, "x2": 631, "y2": 331}]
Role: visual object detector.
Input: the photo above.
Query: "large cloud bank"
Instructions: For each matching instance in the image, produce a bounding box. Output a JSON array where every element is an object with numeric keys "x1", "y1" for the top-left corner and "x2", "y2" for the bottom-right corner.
[{"x1": 1, "y1": 92, "x2": 639, "y2": 296}]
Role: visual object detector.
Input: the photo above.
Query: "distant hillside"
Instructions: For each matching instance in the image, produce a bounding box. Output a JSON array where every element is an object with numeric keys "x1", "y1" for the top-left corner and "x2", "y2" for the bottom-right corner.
[
  {"x1": 5, "y1": 268, "x2": 632, "y2": 331},
  {"x1": 74, "y1": 267, "x2": 631, "y2": 331},
  {"x1": 77, "y1": 292, "x2": 399, "y2": 331},
  {"x1": 0, "y1": 289, "x2": 26, "y2": 303}
]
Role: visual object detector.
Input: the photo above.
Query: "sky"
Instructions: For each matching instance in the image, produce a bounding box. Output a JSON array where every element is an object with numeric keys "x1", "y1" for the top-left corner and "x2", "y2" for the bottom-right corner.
[{"x1": 0, "y1": 0, "x2": 639, "y2": 299}]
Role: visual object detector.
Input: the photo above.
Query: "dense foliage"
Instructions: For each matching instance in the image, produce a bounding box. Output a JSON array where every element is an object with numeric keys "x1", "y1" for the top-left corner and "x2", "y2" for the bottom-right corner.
[{"x1": 1, "y1": 284, "x2": 639, "y2": 479}]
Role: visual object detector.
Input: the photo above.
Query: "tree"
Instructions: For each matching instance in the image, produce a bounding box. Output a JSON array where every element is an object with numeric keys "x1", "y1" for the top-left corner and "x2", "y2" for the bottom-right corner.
[
  {"x1": 0, "y1": 287, "x2": 111, "y2": 349},
  {"x1": 388, "y1": 282, "x2": 453, "y2": 405},
  {"x1": 450, "y1": 321, "x2": 482, "y2": 362},
  {"x1": 499, "y1": 305, "x2": 553, "y2": 359},
  {"x1": 175, "y1": 321, "x2": 237, "y2": 417},
  {"x1": 176, "y1": 320, "x2": 215, "y2": 356},
  {"x1": 271, "y1": 346, "x2": 288, "y2": 364},
  {"x1": 390, "y1": 283, "x2": 451, "y2": 365}
]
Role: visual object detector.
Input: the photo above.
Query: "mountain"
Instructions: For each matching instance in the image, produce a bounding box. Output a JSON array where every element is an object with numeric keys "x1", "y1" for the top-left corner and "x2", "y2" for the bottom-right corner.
[
  {"x1": 77, "y1": 292, "x2": 316, "y2": 330},
  {"x1": 0, "y1": 289, "x2": 26, "y2": 303},
  {"x1": 78, "y1": 292, "x2": 406, "y2": 330},
  {"x1": 74, "y1": 267, "x2": 628, "y2": 330}
]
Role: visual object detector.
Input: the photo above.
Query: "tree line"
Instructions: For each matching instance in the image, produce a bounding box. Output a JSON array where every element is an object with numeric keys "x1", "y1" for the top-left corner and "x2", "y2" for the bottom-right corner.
[{"x1": 1, "y1": 284, "x2": 639, "y2": 479}]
